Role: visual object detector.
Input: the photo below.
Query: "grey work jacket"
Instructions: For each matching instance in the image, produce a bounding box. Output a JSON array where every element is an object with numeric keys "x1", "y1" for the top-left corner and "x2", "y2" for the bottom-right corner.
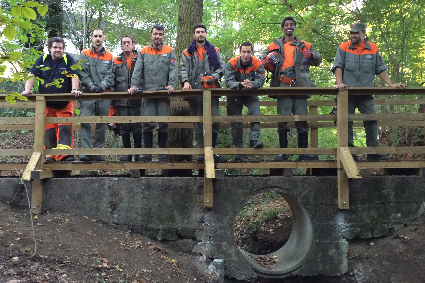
[
  {"x1": 79, "y1": 45, "x2": 115, "y2": 90},
  {"x1": 114, "y1": 51, "x2": 142, "y2": 107}
]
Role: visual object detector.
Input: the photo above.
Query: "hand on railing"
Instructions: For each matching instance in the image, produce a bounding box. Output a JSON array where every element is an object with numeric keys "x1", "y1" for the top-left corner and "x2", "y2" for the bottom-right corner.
[
  {"x1": 336, "y1": 83, "x2": 346, "y2": 92},
  {"x1": 21, "y1": 90, "x2": 32, "y2": 97},
  {"x1": 390, "y1": 83, "x2": 408, "y2": 89},
  {"x1": 71, "y1": 89, "x2": 82, "y2": 97},
  {"x1": 165, "y1": 85, "x2": 174, "y2": 94}
]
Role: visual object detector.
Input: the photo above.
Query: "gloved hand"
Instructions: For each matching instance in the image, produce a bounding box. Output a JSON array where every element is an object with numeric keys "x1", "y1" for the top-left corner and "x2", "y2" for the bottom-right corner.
[
  {"x1": 90, "y1": 84, "x2": 101, "y2": 93},
  {"x1": 96, "y1": 83, "x2": 106, "y2": 92},
  {"x1": 201, "y1": 76, "x2": 216, "y2": 89},
  {"x1": 262, "y1": 52, "x2": 283, "y2": 71},
  {"x1": 303, "y1": 48, "x2": 312, "y2": 59}
]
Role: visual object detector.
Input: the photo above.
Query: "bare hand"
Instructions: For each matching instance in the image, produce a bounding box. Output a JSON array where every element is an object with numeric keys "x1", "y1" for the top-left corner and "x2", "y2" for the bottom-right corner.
[
  {"x1": 303, "y1": 48, "x2": 312, "y2": 59},
  {"x1": 241, "y1": 80, "x2": 253, "y2": 89},
  {"x1": 183, "y1": 81, "x2": 192, "y2": 89},
  {"x1": 336, "y1": 83, "x2": 346, "y2": 92},
  {"x1": 21, "y1": 90, "x2": 32, "y2": 97},
  {"x1": 390, "y1": 83, "x2": 408, "y2": 89},
  {"x1": 166, "y1": 85, "x2": 174, "y2": 94},
  {"x1": 128, "y1": 87, "x2": 136, "y2": 95},
  {"x1": 71, "y1": 89, "x2": 82, "y2": 97}
]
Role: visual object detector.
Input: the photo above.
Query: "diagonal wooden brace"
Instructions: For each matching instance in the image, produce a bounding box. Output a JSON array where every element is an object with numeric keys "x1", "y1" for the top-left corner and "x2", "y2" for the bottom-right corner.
[
  {"x1": 339, "y1": 147, "x2": 362, "y2": 179},
  {"x1": 22, "y1": 152, "x2": 41, "y2": 181}
]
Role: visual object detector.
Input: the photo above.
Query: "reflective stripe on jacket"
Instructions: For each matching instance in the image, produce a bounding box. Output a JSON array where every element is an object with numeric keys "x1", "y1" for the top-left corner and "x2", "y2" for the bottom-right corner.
[
  {"x1": 331, "y1": 40, "x2": 387, "y2": 87},
  {"x1": 131, "y1": 43, "x2": 177, "y2": 91},
  {"x1": 79, "y1": 46, "x2": 115, "y2": 90},
  {"x1": 261, "y1": 37, "x2": 322, "y2": 88},
  {"x1": 113, "y1": 51, "x2": 141, "y2": 107},
  {"x1": 180, "y1": 46, "x2": 224, "y2": 89},
  {"x1": 225, "y1": 56, "x2": 265, "y2": 90}
]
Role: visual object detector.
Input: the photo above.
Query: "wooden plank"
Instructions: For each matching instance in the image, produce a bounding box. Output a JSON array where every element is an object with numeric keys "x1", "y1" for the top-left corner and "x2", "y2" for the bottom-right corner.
[
  {"x1": 337, "y1": 90, "x2": 349, "y2": 209},
  {"x1": 216, "y1": 161, "x2": 337, "y2": 169},
  {"x1": 339, "y1": 147, "x2": 361, "y2": 178},
  {"x1": 204, "y1": 177, "x2": 213, "y2": 209},
  {"x1": 204, "y1": 147, "x2": 215, "y2": 178},
  {"x1": 0, "y1": 164, "x2": 27, "y2": 170},
  {"x1": 31, "y1": 179, "x2": 43, "y2": 214},
  {"x1": 309, "y1": 106, "x2": 319, "y2": 148},
  {"x1": 0, "y1": 102, "x2": 36, "y2": 108},
  {"x1": 348, "y1": 113, "x2": 425, "y2": 121},
  {"x1": 350, "y1": 147, "x2": 425, "y2": 154},
  {"x1": 22, "y1": 152, "x2": 41, "y2": 181},
  {"x1": 357, "y1": 161, "x2": 425, "y2": 169},
  {"x1": 0, "y1": 117, "x2": 35, "y2": 124},
  {"x1": 0, "y1": 125, "x2": 35, "y2": 130},
  {"x1": 214, "y1": 148, "x2": 336, "y2": 155},
  {"x1": 0, "y1": 149, "x2": 34, "y2": 155},
  {"x1": 44, "y1": 148, "x2": 203, "y2": 155},
  {"x1": 43, "y1": 162, "x2": 204, "y2": 170},
  {"x1": 33, "y1": 96, "x2": 46, "y2": 170},
  {"x1": 46, "y1": 116, "x2": 203, "y2": 123}
]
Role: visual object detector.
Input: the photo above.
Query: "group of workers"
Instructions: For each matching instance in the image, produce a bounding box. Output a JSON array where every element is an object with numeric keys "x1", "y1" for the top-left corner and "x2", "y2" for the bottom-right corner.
[{"x1": 21, "y1": 17, "x2": 407, "y2": 163}]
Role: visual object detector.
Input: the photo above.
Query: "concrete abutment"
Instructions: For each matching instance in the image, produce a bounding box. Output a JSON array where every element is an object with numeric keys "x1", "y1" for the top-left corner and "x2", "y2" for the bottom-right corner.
[{"x1": 1, "y1": 175, "x2": 424, "y2": 281}]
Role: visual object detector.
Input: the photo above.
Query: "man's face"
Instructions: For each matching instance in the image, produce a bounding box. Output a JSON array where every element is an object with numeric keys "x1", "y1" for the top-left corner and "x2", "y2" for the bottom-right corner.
[
  {"x1": 151, "y1": 28, "x2": 164, "y2": 46},
  {"x1": 240, "y1": 45, "x2": 253, "y2": 64},
  {"x1": 282, "y1": 20, "x2": 296, "y2": 36},
  {"x1": 50, "y1": 42, "x2": 64, "y2": 60},
  {"x1": 193, "y1": 27, "x2": 207, "y2": 43},
  {"x1": 91, "y1": 30, "x2": 105, "y2": 48},
  {"x1": 350, "y1": 31, "x2": 366, "y2": 45},
  {"x1": 121, "y1": 37, "x2": 135, "y2": 53}
]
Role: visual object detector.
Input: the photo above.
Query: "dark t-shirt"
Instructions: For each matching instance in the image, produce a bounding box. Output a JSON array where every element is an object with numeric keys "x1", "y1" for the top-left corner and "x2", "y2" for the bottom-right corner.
[{"x1": 29, "y1": 54, "x2": 79, "y2": 109}]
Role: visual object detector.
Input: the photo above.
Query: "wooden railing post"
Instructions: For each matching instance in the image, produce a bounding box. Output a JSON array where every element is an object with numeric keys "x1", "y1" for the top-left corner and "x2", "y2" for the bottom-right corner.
[
  {"x1": 31, "y1": 95, "x2": 47, "y2": 214},
  {"x1": 203, "y1": 90, "x2": 214, "y2": 208},
  {"x1": 337, "y1": 90, "x2": 349, "y2": 209},
  {"x1": 309, "y1": 105, "x2": 319, "y2": 148}
]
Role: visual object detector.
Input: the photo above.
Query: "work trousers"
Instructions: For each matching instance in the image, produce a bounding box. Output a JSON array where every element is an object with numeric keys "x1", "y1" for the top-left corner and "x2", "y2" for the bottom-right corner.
[
  {"x1": 45, "y1": 102, "x2": 74, "y2": 161},
  {"x1": 188, "y1": 96, "x2": 220, "y2": 148},
  {"x1": 117, "y1": 106, "x2": 142, "y2": 135},
  {"x1": 227, "y1": 95, "x2": 261, "y2": 148},
  {"x1": 277, "y1": 96, "x2": 309, "y2": 133},
  {"x1": 80, "y1": 100, "x2": 111, "y2": 148},
  {"x1": 142, "y1": 97, "x2": 170, "y2": 133},
  {"x1": 348, "y1": 95, "x2": 378, "y2": 147}
]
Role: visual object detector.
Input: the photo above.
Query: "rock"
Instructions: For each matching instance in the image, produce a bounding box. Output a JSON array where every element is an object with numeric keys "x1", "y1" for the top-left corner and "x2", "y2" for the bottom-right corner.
[{"x1": 11, "y1": 257, "x2": 19, "y2": 263}]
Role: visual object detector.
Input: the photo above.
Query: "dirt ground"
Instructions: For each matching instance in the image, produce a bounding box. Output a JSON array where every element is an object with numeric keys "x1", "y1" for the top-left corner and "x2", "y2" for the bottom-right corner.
[{"x1": 1, "y1": 200, "x2": 425, "y2": 283}]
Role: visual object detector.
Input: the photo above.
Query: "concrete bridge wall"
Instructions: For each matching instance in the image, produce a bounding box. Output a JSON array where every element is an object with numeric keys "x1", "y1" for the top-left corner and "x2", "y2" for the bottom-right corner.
[{"x1": 1, "y1": 175, "x2": 424, "y2": 281}]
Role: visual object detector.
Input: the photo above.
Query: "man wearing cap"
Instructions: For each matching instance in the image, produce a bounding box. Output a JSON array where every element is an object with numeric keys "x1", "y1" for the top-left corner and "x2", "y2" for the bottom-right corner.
[
  {"x1": 261, "y1": 16, "x2": 322, "y2": 161},
  {"x1": 129, "y1": 25, "x2": 177, "y2": 162},
  {"x1": 332, "y1": 22, "x2": 407, "y2": 161}
]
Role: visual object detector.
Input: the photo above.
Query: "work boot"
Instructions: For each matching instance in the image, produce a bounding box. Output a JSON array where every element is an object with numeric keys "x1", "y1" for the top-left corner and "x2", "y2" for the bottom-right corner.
[
  {"x1": 120, "y1": 133, "x2": 132, "y2": 162},
  {"x1": 144, "y1": 132, "x2": 153, "y2": 162},
  {"x1": 61, "y1": 155, "x2": 76, "y2": 162},
  {"x1": 133, "y1": 133, "x2": 144, "y2": 162},
  {"x1": 233, "y1": 154, "x2": 246, "y2": 162},
  {"x1": 250, "y1": 140, "x2": 264, "y2": 148},
  {"x1": 196, "y1": 154, "x2": 204, "y2": 162},
  {"x1": 275, "y1": 130, "x2": 289, "y2": 162},
  {"x1": 298, "y1": 131, "x2": 315, "y2": 161},
  {"x1": 367, "y1": 154, "x2": 387, "y2": 161},
  {"x1": 93, "y1": 155, "x2": 105, "y2": 162},
  {"x1": 45, "y1": 156, "x2": 55, "y2": 163},
  {"x1": 158, "y1": 132, "x2": 168, "y2": 163},
  {"x1": 80, "y1": 155, "x2": 91, "y2": 162}
]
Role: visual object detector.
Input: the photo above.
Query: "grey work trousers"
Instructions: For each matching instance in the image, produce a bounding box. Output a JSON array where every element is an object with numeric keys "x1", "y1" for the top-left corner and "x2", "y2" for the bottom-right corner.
[
  {"x1": 227, "y1": 95, "x2": 261, "y2": 148},
  {"x1": 142, "y1": 97, "x2": 170, "y2": 133},
  {"x1": 188, "y1": 96, "x2": 220, "y2": 148},
  {"x1": 80, "y1": 100, "x2": 111, "y2": 149},
  {"x1": 117, "y1": 106, "x2": 142, "y2": 135},
  {"x1": 348, "y1": 95, "x2": 378, "y2": 147},
  {"x1": 277, "y1": 96, "x2": 309, "y2": 133}
]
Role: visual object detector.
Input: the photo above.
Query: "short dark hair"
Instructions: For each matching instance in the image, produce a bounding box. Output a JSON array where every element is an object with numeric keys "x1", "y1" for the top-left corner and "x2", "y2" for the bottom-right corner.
[
  {"x1": 151, "y1": 25, "x2": 164, "y2": 34},
  {"x1": 47, "y1": 37, "x2": 65, "y2": 51},
  {"x1": 92, "y1": 28, "x2": 104, "y2": 36},
  {"x1": 121, "y1": 35, "x2": 135, "y2": 44},
  {"x1": 281, "y1": 17, "x2": 296, "y2": 27},
  {"x1": 239, "y1": 42, "x2": 253, "y2": 52},
  {"x1": 193, "y1": 23, "x2": 207, "y2": 34}
]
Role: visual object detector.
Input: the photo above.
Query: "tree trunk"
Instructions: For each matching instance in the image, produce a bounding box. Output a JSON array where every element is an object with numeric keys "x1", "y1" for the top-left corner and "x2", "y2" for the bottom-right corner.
[{"x1": 167, "y1": 0, "x2": 203, "y2": 175}]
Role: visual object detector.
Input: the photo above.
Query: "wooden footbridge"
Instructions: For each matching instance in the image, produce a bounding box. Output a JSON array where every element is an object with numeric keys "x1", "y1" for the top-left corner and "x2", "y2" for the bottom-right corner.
[{"x1": 1, "y1": 87, "x2": 425, "y2": 214}]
